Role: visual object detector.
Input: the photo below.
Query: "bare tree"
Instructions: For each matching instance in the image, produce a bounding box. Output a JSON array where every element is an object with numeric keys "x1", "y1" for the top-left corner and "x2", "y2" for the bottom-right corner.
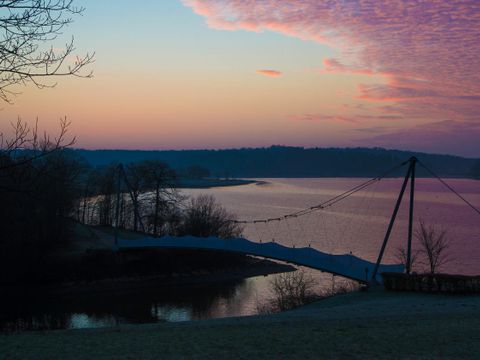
[
  {"x1": 0, "y1": 117, "x2": 75, "y2": 171},
  {"x1": 0, "y1": 0, "x2": 94, "y2": 103},
  {"x1": 94, "y1": 165, "x2": 117, "y2": 226},
  {"x1": 124, "y1": 163, "x2": 147, "y2": 232},
  {"x1": 395, "y1": 246, "x2": 420, "y2": 273},
  {"x1": 178, "y1": 195, "x2": 242, "y2": 238},
  {"x1": 139, "y1": 160, "x2": 178, "y2": 236},
  {"x1": 416, "y1": 220, "x2": 450, "y2": 274},
  {"x1": 269, "y1": 270, "x2": 316, "y2": 311}
]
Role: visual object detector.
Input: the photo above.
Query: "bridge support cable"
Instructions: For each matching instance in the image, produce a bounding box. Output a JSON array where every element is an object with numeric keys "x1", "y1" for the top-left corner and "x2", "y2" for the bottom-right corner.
[
  {"x1": 306, "y1": 211, "x2": 320, "y2": 247},
  {"x1": 253, "y1": 221, "x2": 263, "y2": 243},
  {"x1": 284, "y1": 216, "x2": 295, "y2": 247},
  {"x1": 232, "y1": 161, "x2": 406, "y2": 225},
  {"x1": 372, "y1": 158, "x2": 415, "y2": 282},
  {"x1": 418, "y1": 160, "x2": 480, "y2": 216},
  {"x1": 356, "y1": 178, "x2": 381, "y2": 248},
  {"x1": 344, "y1": 187, "x2": 366, "y2": 246},
  {"x1": 265, "y1": 220, "x2": 275, "y2": 242},
  {"x1": 296, "y1": 214, "x2": 309, "y2": 247},
  {"x1": 321, "y1": 210, "x2": 329, "y2": 245}
]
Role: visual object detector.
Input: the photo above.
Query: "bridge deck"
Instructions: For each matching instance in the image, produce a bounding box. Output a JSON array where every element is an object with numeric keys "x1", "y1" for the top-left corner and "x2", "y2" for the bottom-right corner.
[{"x1": 117, "y1": 235, "x2": 403, "y2": 283}]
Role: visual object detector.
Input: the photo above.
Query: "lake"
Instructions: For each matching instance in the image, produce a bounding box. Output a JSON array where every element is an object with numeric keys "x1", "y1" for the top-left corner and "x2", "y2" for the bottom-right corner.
[
  {"x1": 184, "y1": 177, "x2": 480, "y2": 275},
  {"x1": 2, "y1": 177, "x2": 479, "y2": 331}
]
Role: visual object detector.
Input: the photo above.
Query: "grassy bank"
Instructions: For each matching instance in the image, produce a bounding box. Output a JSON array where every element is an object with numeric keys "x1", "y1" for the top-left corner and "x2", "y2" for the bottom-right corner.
[{"x1": 2, "y1": 290, "x2": 479, "y2": 359}]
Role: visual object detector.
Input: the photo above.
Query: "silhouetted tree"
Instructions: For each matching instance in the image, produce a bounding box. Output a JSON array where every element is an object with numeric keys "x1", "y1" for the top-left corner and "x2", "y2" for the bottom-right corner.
[
  {"x1": 77, "y1": 161, "x2": 181, "y2": 235},
  {"x1": 139, "y1": 160, "x2": 178, "y2": 236},
  {"x1": 416, "y1": 220, "x2": 450, "y2": 274},
  {"x1": 0, "y1": 118, "x2": 75, "y2": 170},
  {"x1": 178, "y1": 195, "x2": 242, "y2": 238},
  {"x1": 0, "y1": 0, "x2": 93, "y2": 103},
  {"x1": 124, "y1": 163, "x2": 147, "y2": 232},
  {"x1": 95, "y1": 165, "x2": 117, "y2": 226},
  {"x1": 395, "y1": 246, "x2": 420, "y2": 272},
  {"x1": 77, "y1": 166, "x2": 97, "y2": 224},
  {"x1": 0, "y1": 147, "x2": 83, "y2": 282}
]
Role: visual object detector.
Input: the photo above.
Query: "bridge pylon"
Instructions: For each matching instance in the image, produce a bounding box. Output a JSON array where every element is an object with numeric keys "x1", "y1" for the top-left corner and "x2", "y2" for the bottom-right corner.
[{"x1": 371, "y1": 156, "x2": 417, "y2": 282}]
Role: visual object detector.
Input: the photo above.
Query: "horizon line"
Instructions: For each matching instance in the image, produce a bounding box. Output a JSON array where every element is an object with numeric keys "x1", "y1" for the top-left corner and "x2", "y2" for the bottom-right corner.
[{"x1": 69, "y1": 146, "x2": 478, "y2": 160}]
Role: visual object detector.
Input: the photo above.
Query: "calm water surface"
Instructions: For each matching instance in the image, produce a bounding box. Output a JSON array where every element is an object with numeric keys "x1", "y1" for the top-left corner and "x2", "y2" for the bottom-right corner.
[
  {"x1": 2, "y1": 177, "x2": 479, "y2": 331},
  {"x1": 186, "y1": 178, "x2": 480, "y2": 274}
]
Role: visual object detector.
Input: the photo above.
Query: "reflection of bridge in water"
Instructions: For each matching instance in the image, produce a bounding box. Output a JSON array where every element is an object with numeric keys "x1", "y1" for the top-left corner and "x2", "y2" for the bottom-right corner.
[{"x1": 114, "y1": 157, "x2": 480, "y2": 284}]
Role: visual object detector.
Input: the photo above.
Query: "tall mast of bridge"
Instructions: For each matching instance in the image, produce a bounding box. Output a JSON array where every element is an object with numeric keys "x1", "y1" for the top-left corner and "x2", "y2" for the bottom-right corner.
[
  {"x1": 406, "y1": 157, "x2": 417, "y2": 274},
  {"x1": 372, "y1": 156, "x2": 417, "y2": 282}
]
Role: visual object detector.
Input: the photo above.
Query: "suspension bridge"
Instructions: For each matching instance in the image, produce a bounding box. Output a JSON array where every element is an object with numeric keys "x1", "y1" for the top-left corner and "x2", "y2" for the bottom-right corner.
[{"x1": 113, "y1": 157, "x2": 480, "y2": 284}]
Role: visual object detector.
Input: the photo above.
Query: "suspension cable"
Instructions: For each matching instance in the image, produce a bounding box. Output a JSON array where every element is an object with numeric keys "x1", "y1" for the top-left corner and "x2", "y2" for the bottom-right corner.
[
  {"x1": 233, "y1": 161, "x2": 407, "y2": 224},
  {"x1": 418, "y1": 160, "x2": 480, "y2": 216}
]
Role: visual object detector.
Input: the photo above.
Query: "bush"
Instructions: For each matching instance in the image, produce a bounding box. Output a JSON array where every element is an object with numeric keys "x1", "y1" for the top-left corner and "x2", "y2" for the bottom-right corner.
[
  {"x1": 256, "y1": 270, "x2": 319, "y2": 314},
  {"x1": 382, "y1": 272, "x2": 480, "y2": 294},
  {"x1": 177, "y1": 195, "x2": 242, "y2": 238}
]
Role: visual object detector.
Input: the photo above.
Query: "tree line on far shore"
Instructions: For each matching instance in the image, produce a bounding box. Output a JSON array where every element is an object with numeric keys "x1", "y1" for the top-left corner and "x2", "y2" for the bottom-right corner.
[{"x1": 76, "y1": 146, "x2": 480, "y2": 179}]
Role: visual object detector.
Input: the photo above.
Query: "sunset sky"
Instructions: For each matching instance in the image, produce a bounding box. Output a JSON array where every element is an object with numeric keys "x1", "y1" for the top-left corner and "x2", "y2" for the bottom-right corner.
[{"x1": 1, "y1": 0, "x2": 479, "y2": 157}]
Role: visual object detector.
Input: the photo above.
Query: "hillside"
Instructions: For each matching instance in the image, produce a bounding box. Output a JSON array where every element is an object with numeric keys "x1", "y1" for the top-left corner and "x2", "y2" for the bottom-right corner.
[{"x1": 75, "y1": 146, "x2": 479, "y2": 178}]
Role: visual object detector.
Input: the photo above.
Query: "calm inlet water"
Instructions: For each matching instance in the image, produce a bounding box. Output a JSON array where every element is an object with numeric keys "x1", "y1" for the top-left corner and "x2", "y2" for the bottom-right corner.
[{"x1": 2, "y1": 178, "x2": 479, "y2": 331}]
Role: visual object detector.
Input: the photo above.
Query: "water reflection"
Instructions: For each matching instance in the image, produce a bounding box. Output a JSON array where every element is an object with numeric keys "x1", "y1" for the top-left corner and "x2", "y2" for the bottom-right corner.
[
  {"x1": 0, "y1": 278, "x2": 253, "y2": 331},
  {"x1": 0, "y1": 269, "x2": 351, "y2": 332}
]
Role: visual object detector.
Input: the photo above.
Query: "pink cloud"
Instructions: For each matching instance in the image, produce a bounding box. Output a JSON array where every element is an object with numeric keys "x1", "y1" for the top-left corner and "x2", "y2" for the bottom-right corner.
[
  {"x1": 322, "y1": 58, "x2": 374, "y2": 76},
  {"x1": 183, "y1": 1, "x2": 480, "y2": 124},
  {"x1": 290, "y1": 113, "x2": 402, "y2": 123},
  {"x1": 256, "y1": 69, "x2": 282, "y2": 77},
  {"x1": 290, "y1": 114, "x2": 357, "y2": 123}
]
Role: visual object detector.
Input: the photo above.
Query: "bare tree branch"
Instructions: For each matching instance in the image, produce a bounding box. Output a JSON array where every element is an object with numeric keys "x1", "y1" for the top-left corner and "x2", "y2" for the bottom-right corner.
[
  {"x1": 0, "y1": 116, "x2": 75, "y2": 171},
  {"x1": 416, "y1": 219, "x2": 451, "y2": 274},
  {"x1": 0, "y1": 0, "x2": 94, "y2": 102}
]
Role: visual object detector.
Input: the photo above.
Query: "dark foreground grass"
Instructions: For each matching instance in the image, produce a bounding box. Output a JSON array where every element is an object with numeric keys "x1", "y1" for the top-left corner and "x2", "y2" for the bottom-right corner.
[{"x1": 1, "y1": 291, "x2": 479, "y2": 359}]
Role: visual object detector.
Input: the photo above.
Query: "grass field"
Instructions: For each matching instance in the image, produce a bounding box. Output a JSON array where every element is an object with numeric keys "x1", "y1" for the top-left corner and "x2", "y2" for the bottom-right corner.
[{"x1": 1, "y1": 289, "x2": 479, "y2": 359}]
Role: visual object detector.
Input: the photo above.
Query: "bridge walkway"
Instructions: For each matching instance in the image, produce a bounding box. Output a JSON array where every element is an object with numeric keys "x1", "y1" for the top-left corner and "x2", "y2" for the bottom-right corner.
[{"x1": 117, "y1": 235, "x2": 403, "y2": 283}]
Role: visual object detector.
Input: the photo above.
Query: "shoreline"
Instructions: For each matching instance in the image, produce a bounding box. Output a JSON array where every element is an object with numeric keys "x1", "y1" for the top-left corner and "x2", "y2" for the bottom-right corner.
[
  {"x1": 0, "y1": 258, "x2": 294, "y2": 299},
  {"x1": 176, "y1": 178, "x2": 258, "y2": 188},
  {"x1": 2, "y1": 289, "x2": 479, "y2": 359}
]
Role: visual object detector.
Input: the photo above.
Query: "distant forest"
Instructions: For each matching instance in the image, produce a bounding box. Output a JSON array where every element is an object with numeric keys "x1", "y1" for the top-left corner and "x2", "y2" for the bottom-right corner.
[{"x1": 76, "y1": 146, "x2": 480, "y2": 179}]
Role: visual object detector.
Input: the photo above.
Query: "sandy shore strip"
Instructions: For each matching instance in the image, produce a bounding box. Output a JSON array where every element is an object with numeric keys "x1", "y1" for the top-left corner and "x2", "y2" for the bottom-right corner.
[{"x1": 1, "y1": 289, "x2": 479, "y2": 359}]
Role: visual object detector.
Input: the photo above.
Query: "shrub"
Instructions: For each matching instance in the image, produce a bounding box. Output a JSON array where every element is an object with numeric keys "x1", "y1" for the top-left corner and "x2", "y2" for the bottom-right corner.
[{"x1": 177, "y1": 195, "x2": 242, "y2": 238}]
